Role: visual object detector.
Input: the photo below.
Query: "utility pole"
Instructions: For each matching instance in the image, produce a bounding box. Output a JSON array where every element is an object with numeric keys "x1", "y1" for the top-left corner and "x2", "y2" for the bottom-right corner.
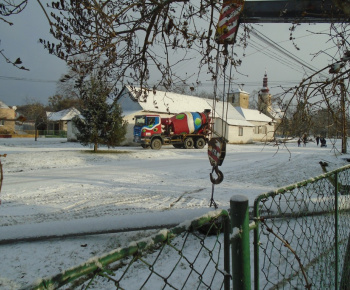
[{"x1": 340, "y1": 79, "x2": 347, "y2": 153}]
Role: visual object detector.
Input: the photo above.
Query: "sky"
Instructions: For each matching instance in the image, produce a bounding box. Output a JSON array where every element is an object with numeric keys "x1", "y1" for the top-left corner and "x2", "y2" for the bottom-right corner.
[
  {"x1": 0, "y1": 138, "x2": 348, "y2": 288},
  {"x1": 0, "y1": 1, "x2": 336, "y2": 107},
  {"x1": 0, "y1": 1, "x2": 67, "y2": 107}
]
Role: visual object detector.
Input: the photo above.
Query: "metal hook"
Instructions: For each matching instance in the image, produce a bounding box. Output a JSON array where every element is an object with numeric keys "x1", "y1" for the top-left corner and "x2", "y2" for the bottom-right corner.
[{"x1": 210, "y1": 166, "x2": 224, "y2": 185}]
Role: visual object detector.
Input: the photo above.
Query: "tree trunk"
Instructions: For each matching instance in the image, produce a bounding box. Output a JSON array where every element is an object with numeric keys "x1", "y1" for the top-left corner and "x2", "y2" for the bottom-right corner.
[{"x1": 94, "y1": 143, "x2": 98, "y2": 152}]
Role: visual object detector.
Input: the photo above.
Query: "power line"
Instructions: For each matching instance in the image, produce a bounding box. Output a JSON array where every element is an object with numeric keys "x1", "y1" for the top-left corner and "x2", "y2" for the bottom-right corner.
[
  {"x1": 0, "y1": 75, "x2": 57, "y2": 83},
  {"x1": 250, "y1": 28, "x2": 328, "y2": 78},
  {"x1": 246, "y1": 38, "x2": 306, "y2": 74},
  {"x1": 170, "y1": 2, "x2": 328, "y2": 87}
]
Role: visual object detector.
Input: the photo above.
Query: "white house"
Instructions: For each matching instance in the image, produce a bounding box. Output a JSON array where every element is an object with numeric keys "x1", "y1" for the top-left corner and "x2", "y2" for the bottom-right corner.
[
  {"x1": 116, "y1": 86, "x2": 274, "y2": 145},
  {"x1": 235, "y1": 107, "x2": 275, "y2": 142},
  {"x1": 210, "y1": 101, "x2": 255, "y2": 144},
  {"x1": 46, "y1": 107, "x2": 81, "y2": 132},
  {"x1": 46, "y1": 107, "x2": 81, "y2": 141}
]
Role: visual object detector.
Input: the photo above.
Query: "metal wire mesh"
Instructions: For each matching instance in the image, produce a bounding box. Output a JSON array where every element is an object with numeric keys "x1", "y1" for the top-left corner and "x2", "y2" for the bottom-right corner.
[
  {"x1": 31, "y1": 210, "x2": 230, "y2": 290},
  {"x1": 254, "y1": 164, "x2": 350, "y2": 289},
  {"x1": 30, "y1": 165, "x2": 350, "y2": 290},
  {"x1": 82, "y1": 230, "x2": 225, "y2": 289}
]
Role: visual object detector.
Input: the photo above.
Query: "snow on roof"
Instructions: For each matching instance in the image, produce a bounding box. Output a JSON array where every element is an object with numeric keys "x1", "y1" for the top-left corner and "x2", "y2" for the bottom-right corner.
[
  {"x1": 270, "y1": 106, "x2": 285, "y2": 120},
  {"x1": 123, "y1": 86, "x2": 212, "y2": 114},
  {"x1": 121, "y1": 86, "x2": 269, "y2": 127},
  {"x1": 226, "y1": 118, "x2": 255, "y2": 127},
  {"x1": 0, "y1": 100, "x2": 10, "y2": 109},
  {"x1": 46, "y1": 107, "x2": 81, "y2": 121},
  {"x1": 210, "y1": 101, "x2": 254, "y2": 127},
  {"x1": 231, "y1": 88, "x2": 250, "y2": 95},
  {"x1": 235, "y1": 107, "x2": 274, "y2": 123}
]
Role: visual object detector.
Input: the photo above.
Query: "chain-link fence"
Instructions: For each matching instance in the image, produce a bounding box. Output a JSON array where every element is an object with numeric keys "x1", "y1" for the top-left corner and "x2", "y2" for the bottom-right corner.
[
  {"x1": 253, "y1": 164, "x2": 350, "y2": 289},
  {"x1": 28, "y1": 164, "x2": 350, "y2": 289},
  {"x1": 30, "y1": 210, "x2": 230, "y2": 290}
]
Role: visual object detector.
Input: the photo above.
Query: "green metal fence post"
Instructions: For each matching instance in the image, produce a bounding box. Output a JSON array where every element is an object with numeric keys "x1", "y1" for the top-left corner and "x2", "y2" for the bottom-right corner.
[
  {"x1": 224, "y1": 215, "x2": 231, "y2": 290},
  {"x1": 253, "y1": 197, "x2": 261, "y2": 290},
  {"x1": 335, "y1": 171, "x2": 339, "y2": 289},
  {"x1": 230, "y1": 195, "x2": 251, "y2": 290}
]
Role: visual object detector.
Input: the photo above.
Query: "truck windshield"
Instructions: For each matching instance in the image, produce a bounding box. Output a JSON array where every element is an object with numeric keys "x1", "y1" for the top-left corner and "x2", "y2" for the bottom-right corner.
[{"x1": 135, "y1": 116, "x2": 146, "y2": 126}]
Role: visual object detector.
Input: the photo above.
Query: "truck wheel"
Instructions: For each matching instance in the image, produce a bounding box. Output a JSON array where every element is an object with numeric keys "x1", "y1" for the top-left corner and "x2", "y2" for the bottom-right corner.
[
  {"x1": 151, "y1": 138, "x2": 162, "y2": 150},
  {"x1": 184, "y1": 137, "x2": 194, "y2": 149},
  {"x1": 194, "y1": 138, "x2": 206, "y2": 149}
]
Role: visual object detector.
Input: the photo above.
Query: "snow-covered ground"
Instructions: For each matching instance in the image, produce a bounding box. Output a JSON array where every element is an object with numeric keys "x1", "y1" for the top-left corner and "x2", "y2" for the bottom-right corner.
[{"x1": 0, "y1": 137, "x2": 348, "y2": 289}]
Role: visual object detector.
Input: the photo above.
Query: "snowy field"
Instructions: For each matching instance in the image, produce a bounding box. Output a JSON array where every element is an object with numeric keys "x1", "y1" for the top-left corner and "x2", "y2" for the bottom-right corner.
[{"x1": 0, "y1": 137, "x2": 348, "y2": 289}]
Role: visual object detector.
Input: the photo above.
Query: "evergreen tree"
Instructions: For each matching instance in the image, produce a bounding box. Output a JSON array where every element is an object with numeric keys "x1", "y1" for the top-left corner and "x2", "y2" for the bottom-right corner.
[{"x1": 73, "y1": 77, "x2": 127, "y2": 152}]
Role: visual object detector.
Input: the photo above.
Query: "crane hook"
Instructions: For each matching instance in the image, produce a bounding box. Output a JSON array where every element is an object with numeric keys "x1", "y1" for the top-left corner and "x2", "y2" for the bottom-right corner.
[{"x1": 210, "y1": 166, "x2": 224, "y2": 185}]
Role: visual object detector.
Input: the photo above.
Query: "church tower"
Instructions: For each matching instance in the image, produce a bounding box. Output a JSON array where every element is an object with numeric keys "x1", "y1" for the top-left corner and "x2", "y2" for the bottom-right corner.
[
  {"x1": 227, "y1": 88, "x2": 250, "y2": 108},
  {"x1": 258, "y1": 71, "x2": 272, "y2": 116}
]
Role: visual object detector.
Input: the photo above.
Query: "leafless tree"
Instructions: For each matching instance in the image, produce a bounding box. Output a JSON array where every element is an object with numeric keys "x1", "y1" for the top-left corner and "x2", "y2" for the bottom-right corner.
[
  {"x1": 35, "y1": 0, "x2": 249, "y2": 96},
  {"x1": 272, "y1": 22, "x2": 350, "y2": 151},
  {"x1": 3, "y1": 1, "x2": 350, "y2": 136},
  {"x1": 0, "y1": 0, "x2": 29, "y2": 69}
]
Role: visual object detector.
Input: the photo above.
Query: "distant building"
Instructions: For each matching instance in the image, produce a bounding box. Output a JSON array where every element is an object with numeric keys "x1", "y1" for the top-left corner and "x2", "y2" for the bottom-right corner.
[
  {"x1": 46, "y1": 107, "x2": 81, "y2": 132},
  {"x1": 0, "y1": 100, "x2": 16, "y2": 135},
  {"x1": 116, "y1": 86, "x2": 275, "y2": 144},
  {"x1": 227, "y1": 88, "x2": 250, "y2": 109},
  {"x1": 258, "y1": 71, "x2": 273, "y2": 118},
  {"x1": 235, "y1": 107, "x2": 275, "y2": 142}
]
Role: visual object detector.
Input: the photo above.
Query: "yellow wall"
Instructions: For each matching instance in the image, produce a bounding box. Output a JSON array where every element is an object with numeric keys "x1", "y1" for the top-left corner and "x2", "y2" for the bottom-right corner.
[{"x1": 0, "y1": 108, "x2": 16, "y2": 134}]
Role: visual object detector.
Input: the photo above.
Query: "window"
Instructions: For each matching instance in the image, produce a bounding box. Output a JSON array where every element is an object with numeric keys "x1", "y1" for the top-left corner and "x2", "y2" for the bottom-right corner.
[
  {"x1": 238, "y1": 127, "x2": 243, "y2": 136},
  {"x1": 134, "y1": 116, "x2": 146, "y2": 126},
  {"x1": 254, "y1": 126, "x2": 267, "y2": 134},
  {"x1": 0, "y1": 120, "x2": 4, "y2": 126}
]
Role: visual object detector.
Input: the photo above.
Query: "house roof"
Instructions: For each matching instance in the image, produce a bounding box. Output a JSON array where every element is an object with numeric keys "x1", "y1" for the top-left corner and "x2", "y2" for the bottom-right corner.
[
  {"x1": 46, "y1": 107, "x2": 81, "y2": 121},
  {"x1": 120, "y1": 86, "x2": 271, "y2": 127},
  {"x1": 270, "y1": 106, "x2": 284, "y2": 120},
  {"x1": 235, "y1": 107, "x2": 274, "y2": 123},
  {"x1": 231, "y1": 88, "x2": 250, "y2": 95},
  {"x1": 120, "y1": 86, "x2": 212, "y2": 114},
  {"x1": 0, "y1": 100, "x2": 10, "y2": 109},
  {"x1": 211, "y1": 101, "x2": 254, "y2": 127}
]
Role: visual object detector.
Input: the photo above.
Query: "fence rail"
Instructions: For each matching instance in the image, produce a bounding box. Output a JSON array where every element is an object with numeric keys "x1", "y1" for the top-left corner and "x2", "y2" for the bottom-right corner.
[{"x1": 28, "y1": 165, "x2": 350, "y2": 289}]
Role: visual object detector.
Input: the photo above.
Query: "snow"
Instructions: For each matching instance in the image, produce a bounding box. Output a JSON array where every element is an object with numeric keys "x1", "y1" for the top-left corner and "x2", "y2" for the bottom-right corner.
[
  {"x1": 0, "y1": 101, "x2": 10, "y2": 109},
  {"x1": 0, "y1": 137, "x2": 349, "y2": 289},
  {"x1": 230, "y1": 195, "x2": 248, "y2": 203},
  {"x1": 235, "y1": 106, "x2": 274, "y2": 122},
  {"x1": 120, "y1": 85, "x2": 213, "y2": 115},
  {"x1": 46, "y1": 108, "x2": 80, "y2": 122}
]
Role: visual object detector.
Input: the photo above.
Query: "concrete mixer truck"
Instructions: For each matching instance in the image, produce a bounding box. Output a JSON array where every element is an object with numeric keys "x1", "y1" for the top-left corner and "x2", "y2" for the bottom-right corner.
[{"x1": 133, "y1": 109, "x2": 211, "y2": 150}]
